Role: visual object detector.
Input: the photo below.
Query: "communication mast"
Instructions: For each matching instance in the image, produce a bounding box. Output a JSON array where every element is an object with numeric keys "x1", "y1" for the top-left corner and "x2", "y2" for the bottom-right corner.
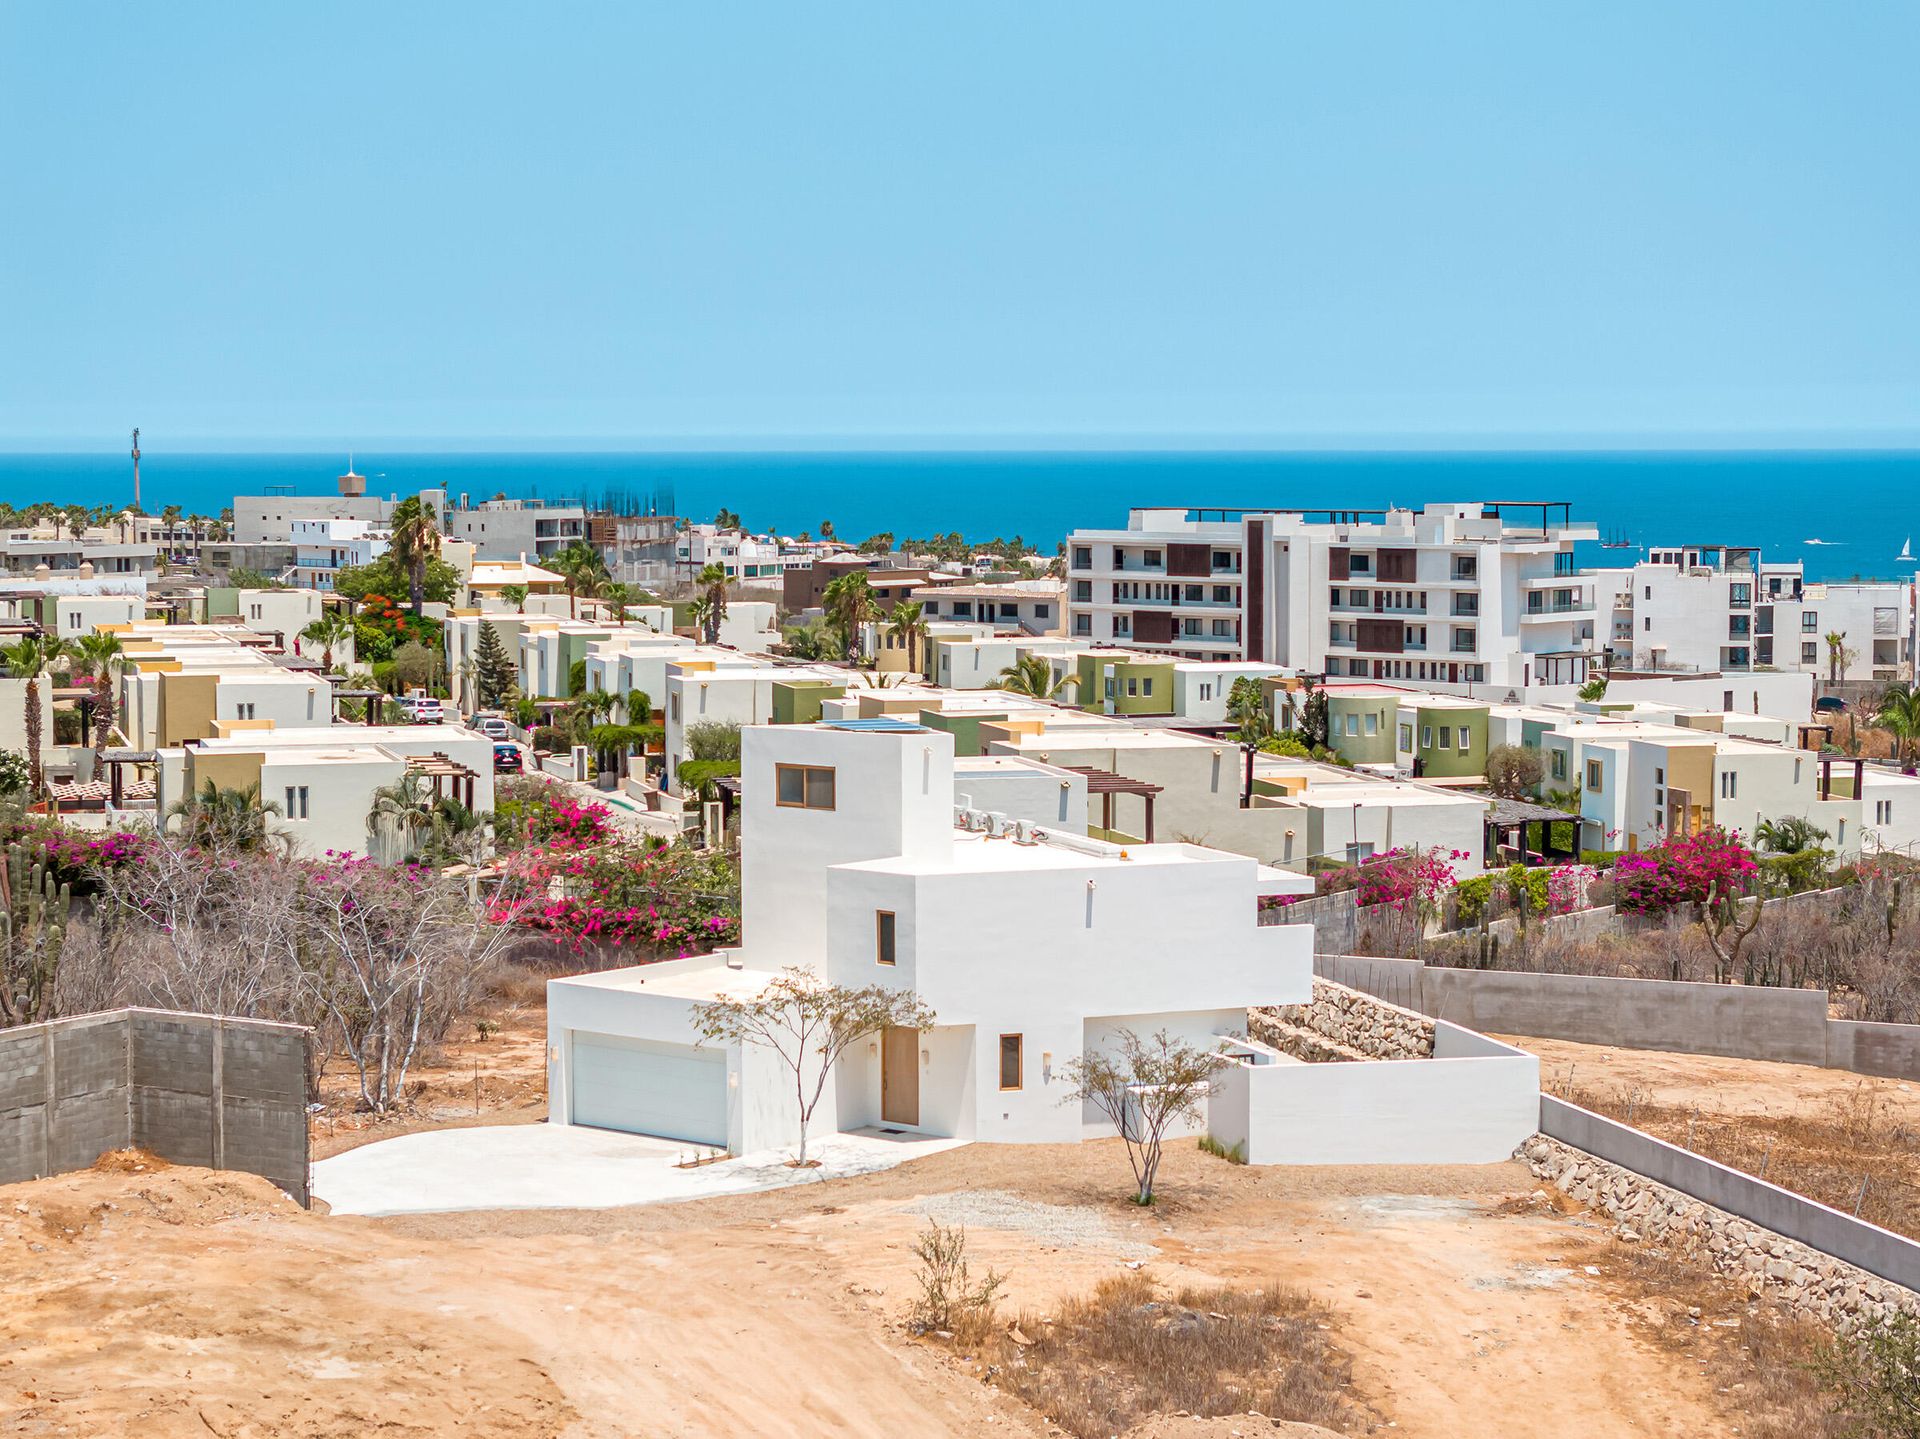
[{"x1": 130, "y1": 427, "x2": 142, "y2": 513}]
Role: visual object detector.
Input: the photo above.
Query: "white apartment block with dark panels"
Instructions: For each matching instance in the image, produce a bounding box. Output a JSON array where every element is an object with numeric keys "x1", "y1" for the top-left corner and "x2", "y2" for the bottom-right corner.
[
  {"x1": 1612, "y1": 545, "x2": 1915, "y2": 683},
  {"x1": 1065, "y1": 509, "x2": 1246, "y2": 657},
  {"x1": 1066, "y1": 503, "x2": 1599, "y2": 689}
]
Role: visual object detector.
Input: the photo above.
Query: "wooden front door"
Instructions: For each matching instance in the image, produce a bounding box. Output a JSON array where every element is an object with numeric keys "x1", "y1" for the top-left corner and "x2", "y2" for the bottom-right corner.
[{"x1": 881, "y1": 1026, "x2": 919, "y2": 1126}]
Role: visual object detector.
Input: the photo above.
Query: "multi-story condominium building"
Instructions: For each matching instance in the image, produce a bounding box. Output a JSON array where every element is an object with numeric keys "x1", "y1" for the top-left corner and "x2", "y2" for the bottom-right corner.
[
  {"x1": 1609, "y1": 545, "x2": 1915, "y2": 683},
  {"x1": 290, "y1": 517, "x2": 390, "y2": 590},
  {"x1": 443, "y1": 497, "x2": 588, "y2": 562},
  {"x1": 1066, "y1": 502, "x2": 1600, "y2": 690},
  {"x1": 675, "y1": 525, "x2": 814, "y2": 585}
]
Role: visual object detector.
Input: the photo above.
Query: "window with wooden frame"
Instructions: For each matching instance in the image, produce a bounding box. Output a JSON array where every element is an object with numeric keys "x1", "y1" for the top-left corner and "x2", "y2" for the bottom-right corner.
[
  {"x1": 774, "y1": 763, "x2": 836, "y2": 810},
  {"x1": 875, "y1": 910, "x2": 897, "y2": 966},
  {"x1": 1586, "y1": 758, "x2": 1604, "y2": 792},
  {"x1": 998, "y1": 1034, "x2": 1023, "y2": 1090}
]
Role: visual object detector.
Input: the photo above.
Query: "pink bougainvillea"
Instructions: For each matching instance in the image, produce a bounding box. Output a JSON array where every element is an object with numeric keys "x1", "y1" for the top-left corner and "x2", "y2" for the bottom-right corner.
[{"x1": 1613, "y1": 826, "x2": 1757, "y2": 916}]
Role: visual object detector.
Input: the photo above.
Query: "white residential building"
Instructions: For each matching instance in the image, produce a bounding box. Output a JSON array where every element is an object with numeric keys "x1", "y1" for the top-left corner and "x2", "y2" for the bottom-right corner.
[
  {"x1": 545, "y1": 719, "x2": 1314, "y2": 1153},
  {"x1": 674, "y1": 525, "x2": 814, "y2": 585},
  {"x1": 443, "y1": 497, "x2": 588, "y2": 562},
  {"x1": 1611, "y1": 545, "x2": 1915, "y2": 683},
  {"x1": 153, "y1": 725, "x2": 497, "y2": 861},
  {"x1": 1067, "y1": 502, "x2": 1601, "y2": 689},
  {"x1": 291, "y1": 518, "x2": 390, "y2": 590},
  {"x1": 1539, "y1": 716, "x2": 1863, "y2": 855}
]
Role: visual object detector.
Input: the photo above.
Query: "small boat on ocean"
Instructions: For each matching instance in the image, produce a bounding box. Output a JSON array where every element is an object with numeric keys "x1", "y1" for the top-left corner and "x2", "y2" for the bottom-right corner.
[{"x1": 1900, "y1": 537, "x2": 1915, "y2": 563}]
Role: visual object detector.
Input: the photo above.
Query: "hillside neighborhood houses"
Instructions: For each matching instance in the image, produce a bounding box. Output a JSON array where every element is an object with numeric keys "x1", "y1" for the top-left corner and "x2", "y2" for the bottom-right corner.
[{"x1": 1, "y1": 484, "x2": 1916, "y2": 1160}]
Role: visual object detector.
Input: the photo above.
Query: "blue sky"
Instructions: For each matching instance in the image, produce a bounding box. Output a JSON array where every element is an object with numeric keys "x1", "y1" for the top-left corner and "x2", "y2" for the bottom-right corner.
[{"x1": 3, "y1": 3, "x2": 1916, "y2": 448}]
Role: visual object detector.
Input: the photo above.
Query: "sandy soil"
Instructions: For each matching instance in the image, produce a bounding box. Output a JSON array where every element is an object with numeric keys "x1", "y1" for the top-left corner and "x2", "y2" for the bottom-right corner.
[
  {"x1": 311, "y1": 1001, "x2": 550, "y2": 1160},
  {"x1": 1504, "y1": 1033, "x2": 1920, "y2": 1127},
  {"x1": 1, "y1": 1136, "x2": 1791, "y2": 1438}
]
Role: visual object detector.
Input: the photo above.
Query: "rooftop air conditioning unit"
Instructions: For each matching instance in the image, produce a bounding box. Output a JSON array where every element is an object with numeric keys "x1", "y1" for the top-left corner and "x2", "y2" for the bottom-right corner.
[
  {"x1": 1013, "y1": 820, "x2": 1038, "y2": 845},
  {"x1": 986, "y1": 811, "x2": 1010, "y2": 837}
]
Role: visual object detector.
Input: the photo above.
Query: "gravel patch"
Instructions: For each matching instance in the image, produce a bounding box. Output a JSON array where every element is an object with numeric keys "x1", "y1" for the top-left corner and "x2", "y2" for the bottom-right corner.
[{"x1": 895, "y1": 1189, "x2": 1158, "y2": 1259}]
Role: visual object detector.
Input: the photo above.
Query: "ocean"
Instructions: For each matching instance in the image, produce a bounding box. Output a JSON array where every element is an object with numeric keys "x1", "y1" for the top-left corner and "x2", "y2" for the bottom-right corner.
[{"x1": 2, "y1": 448, "x2": 1917, "y2": 583}]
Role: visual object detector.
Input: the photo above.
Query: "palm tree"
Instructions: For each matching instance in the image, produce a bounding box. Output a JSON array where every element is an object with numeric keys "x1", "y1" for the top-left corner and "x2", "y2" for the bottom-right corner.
[
  {"x1": 1754, "y1": 815, "x2": 1830, "y2": 855},
  {"x1": 552, "y1": 541, "x2": 608, "y2": 620},
  {"x1": 301, "y1": 611, "x2": 355, "y2": 672},
  {"x1": 598, "y1": 578, "x2": 640, "y2": 626},
  {"x1": 994, "y1": 653, "x2": 1077, "y2": 701},
  {"x1": 687, "y1": 595, "x2": 713, "y2": 642},
  {"x1": 1825, "y1": 630, "x2": 1854, "y2": 686},
  {"x1": 366, "y1": 773, "x2": 437, "y2": 863},
  {"x1": 70, "y1": 631, "x2": 126, "y2": 765},
  {"x1": 885, "y1": 600, "x2": 929, "y2": 675},
  {"x1": 168, "y1": 779, "x2": 284, "y2": 852},
  {"x1": 695, "y1": 562, "x2": 731, "y2": 644},
  {"x1": 822, "y1": 571, "x2": 875, "y2": 661},
  {"x1": 778, "y1": 619, "x2": 840, "y2": 661},
  {"x1": 1225, "y1": 676, "x2": 1271, "y2": 742},
  {"x1": 568, "y1": 687, "x2": 617, "y2": 743},
  {"x1": 161, "y1": 504, "x2": 183, "y2": 552},
  {"x1": 388, "y1": 495, "x2": 442, "y2": 616},
  {"x1": 4, "y1": 636, "x2": 67, "y2": 796},
  {"x1": 1880, "y1": 682, "x2": 1920, "y2": 771},
  {"x1": 499, "y1": 583, "x2": 529, "y2": 614},
  {"x1": 454, "y1": 656, "x2": 480, "y2": 717}
]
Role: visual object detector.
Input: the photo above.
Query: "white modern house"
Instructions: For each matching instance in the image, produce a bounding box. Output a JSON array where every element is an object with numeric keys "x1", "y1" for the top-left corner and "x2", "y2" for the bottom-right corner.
[
  {"x1": 547, "y1": 720, "x2": 1316, "y2": 1152},
  {"x1": 153, "y1": 724, "x2": 497, "y2": 860}
]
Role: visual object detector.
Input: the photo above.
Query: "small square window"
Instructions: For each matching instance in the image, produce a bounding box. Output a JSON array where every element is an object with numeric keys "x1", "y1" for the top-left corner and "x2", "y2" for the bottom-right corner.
[
  {"x1": 999, "y1": 1034, "x2": 1023, "y2": 1091},
  {"x1": 775, "y1": 763, "x2": 836, "y2": 810}
]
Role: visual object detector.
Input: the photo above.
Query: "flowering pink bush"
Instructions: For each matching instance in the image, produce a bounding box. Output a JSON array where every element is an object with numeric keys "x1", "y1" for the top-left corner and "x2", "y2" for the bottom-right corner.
[
  {"x1": 1613, "y1": 826, "x2": 1757, "y2": 916},
  {"x1": 492, "y1": 838, "x2": 739, "y2": 954},
  {"x1": 1350, "y1": 846, "x2": 1468, "y2": 914},
  {"x1": 522, "y1": 794, "x2": 617, "y2": 848}
]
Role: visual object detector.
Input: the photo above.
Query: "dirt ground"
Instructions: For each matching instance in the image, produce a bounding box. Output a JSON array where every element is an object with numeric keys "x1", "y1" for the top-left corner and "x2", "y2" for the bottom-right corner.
[
  {"x1": 2, "y1": 1134, "x2": 1827, "y2": 1438},
  {"x1": 1501, "y1": 1033, "x2": 1920, "y2": 1239},
  {"x1": 310, "y1": 1001, "x2": 549, "y2": 1160},
  {"x1": 1507, "y1": 1033, "x2": 1920, "y2": 1128}
]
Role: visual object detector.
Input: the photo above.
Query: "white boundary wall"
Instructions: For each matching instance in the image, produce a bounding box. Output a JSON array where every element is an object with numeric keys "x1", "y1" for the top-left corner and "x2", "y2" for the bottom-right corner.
[{"x1": 1208, "y1": 1021, "x2": 1538, "y2": 1165}]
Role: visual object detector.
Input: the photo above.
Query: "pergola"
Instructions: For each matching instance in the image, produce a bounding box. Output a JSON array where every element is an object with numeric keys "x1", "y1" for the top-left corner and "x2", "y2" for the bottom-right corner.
[
  {"x1": 1065, "y1": 766, "x2": 1163, "y2": 844},
  {"x1": 98, "y1": 748, "x2": 159, "y2": 809},
  {"x1": 406, "y1": 752, "x2": 480, "y2": 812},
  {"x1": 1484, "y1": 796, "x2": 1576, "y2": 867}
]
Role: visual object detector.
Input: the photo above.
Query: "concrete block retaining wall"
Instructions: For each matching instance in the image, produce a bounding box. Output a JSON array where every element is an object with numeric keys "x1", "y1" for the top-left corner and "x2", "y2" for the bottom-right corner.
[
  {"x1": 0, "y1": 1009, "x2": 309, "y2": 1205},
  {"x1": 1316, "y1": 952, "x2": 1920, "y2": 1081},
  {"x1": 1523, "y1": 1110, "x2": 1920, "y2": 1329}
]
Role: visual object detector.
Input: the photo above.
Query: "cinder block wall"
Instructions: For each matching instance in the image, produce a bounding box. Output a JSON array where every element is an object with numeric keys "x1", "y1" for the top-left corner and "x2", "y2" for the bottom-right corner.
[{"x1": 0, "y1": 1010, "x2": 309, "y2": 1205}]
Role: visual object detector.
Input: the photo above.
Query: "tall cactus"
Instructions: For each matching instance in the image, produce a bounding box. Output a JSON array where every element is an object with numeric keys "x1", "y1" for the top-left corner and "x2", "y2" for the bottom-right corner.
[{"x1": 0, "y1": 847, "x2": 70, "y2": 1026}]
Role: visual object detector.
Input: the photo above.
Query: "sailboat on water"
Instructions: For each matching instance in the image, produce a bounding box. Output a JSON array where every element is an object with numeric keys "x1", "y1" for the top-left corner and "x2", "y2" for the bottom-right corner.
[{"x1": 1901, "y1": 537, "x2": 1915, "y2": 564}]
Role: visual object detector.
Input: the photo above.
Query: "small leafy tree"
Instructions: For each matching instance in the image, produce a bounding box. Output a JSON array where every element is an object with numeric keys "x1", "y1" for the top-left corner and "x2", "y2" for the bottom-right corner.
[
  {"x1": 1577, "y1": 675, "x2": 1609, "y2": 702},
  {"x1": 1485, "y1": 744, "x2": 1545, "y2": 798},
  {"x1": 1064, "y1": 1028, "x2": 1227, "y2": 1205},
  {"x1": 692, "y1": 969, "x2": 936, "y2": 1165},
  {"x1": 1298, "y1": 688, "x2": 1331, "y2": 749}
]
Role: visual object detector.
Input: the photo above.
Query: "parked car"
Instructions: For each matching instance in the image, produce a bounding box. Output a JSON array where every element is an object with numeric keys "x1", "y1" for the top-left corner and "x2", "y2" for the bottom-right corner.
[
  {"x1": 397, "y1": 695, "x2": 444, "y2": 724},
  {"x1": 1815, "y1": 695, "x2": 1848, "y2": 714},
  {"x1": 493, "y1": 742, "x2": 522, "y2": 773},
  {"x1": 476, "y1": 715, "x2": 511, "y2": 740}
]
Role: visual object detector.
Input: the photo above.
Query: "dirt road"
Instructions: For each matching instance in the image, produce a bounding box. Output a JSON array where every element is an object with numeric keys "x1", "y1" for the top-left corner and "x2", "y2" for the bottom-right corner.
[{"x1": 1, "y1": 1142, "x2": 1798, "y2": 1437}]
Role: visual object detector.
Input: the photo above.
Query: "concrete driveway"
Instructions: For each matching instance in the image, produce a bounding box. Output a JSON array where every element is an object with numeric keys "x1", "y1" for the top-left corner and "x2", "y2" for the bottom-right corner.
[{"x1": 313, "y1": 1124, "x2": 962, "y2": 1217}]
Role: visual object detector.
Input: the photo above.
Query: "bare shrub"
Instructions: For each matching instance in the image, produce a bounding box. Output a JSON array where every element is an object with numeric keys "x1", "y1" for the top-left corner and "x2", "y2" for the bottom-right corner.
[
  {"x1": 985, "y1": 1272, "x2": 1360, "y2": 1438},
  {"x1": 908, "y1": 1221, "x2": 1005, "y2": 1343}
]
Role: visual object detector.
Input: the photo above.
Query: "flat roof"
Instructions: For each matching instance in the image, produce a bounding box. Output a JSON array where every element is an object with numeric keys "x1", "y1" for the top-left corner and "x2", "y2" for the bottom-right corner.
[{"x1": 555, "y1": 958, "x2": 777, "y2": 1002}]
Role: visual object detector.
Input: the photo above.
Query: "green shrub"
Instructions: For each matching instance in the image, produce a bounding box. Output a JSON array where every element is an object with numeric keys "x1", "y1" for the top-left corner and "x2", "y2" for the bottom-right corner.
[
  {"x1": 1197, "y1": 1134, "x2": 1248, "y2": 1165},
  {"x1": 1455, "y1": 874, "x2": 1494, "y2": 925}
]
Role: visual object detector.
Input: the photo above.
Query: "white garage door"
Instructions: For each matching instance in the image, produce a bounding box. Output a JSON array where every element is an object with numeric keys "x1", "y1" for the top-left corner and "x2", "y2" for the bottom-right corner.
[{"x1": 569, "y1": 1033, "x2": 728, "y2": 1145}]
